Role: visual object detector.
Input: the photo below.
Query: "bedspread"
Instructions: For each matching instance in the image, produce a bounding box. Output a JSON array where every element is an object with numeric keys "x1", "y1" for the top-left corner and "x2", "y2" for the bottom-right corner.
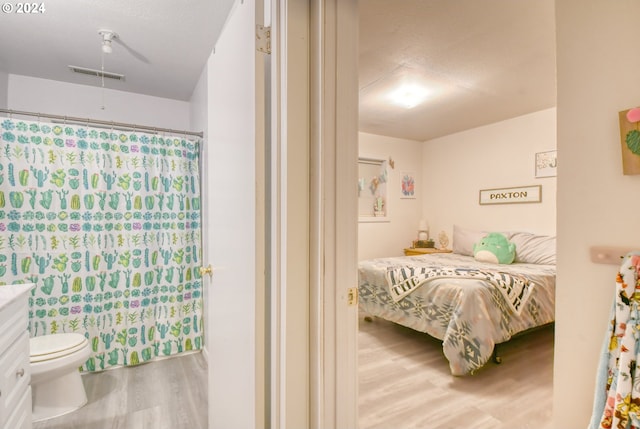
[
  {"x1": 386, "y1": 265, "x2": 534, "y2": 315},
  {"x1": 358, "y1": 253, "x2": 555, "y2": 376}
]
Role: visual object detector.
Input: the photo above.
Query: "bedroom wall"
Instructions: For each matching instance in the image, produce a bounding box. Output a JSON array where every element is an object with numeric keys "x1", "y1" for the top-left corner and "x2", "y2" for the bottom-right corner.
[
  {"x1": 421, "y1": 107, "x2": 557, "y2": 246},
  {"x1": 358, "y1": 132, "x2": 423, "y2": 260},
  {"x1": 7, "y1": 74, "x2": 190, "y2": 130},
  {"x1": 554, "y1": 1, "x2": 640, "y2": 427}
]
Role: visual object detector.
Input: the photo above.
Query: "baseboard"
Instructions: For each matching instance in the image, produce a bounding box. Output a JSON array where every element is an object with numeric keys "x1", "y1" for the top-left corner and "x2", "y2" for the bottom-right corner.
[{"x1": 202, "y1": 346, "x2": 209, "y2": 364}]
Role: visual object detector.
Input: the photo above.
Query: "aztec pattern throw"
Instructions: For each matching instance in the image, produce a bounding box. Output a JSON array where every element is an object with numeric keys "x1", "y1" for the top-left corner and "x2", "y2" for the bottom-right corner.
[
  {"x1": 386, "y1": 265, "x2": 534, "y2": 315},
  {"x1": 0, "y1": 118, "x2": 203, "y2": 371}
]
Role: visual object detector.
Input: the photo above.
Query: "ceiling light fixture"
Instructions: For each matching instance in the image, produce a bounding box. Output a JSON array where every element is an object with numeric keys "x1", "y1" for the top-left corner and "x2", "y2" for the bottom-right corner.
[
  {"x1": 98, "y1": 29, "x2": 118, "y2": 54},
  {"x1": 389, "y1": 84, "x2": 430, "y2": 109},
  {"x1": 97, "y1": 29, "x2": 118, "y2": 110}
]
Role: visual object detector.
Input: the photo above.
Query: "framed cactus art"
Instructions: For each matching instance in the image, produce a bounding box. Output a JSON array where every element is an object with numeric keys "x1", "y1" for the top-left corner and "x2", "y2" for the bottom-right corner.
[{"x1": 619, "y1": 107, "x2": 640, "y2": 175}]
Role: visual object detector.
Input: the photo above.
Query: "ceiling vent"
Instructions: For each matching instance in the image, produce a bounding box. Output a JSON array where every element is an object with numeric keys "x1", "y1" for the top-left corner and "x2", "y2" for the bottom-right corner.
[{"x1": 68, "y1": 65, "x2": 125, "y2": 81}]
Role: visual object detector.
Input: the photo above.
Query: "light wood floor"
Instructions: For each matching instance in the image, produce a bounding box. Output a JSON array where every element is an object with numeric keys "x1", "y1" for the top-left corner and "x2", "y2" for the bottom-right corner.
[
  {"x1": 358, "y1": 316, "x2": 554, "y2": 429},
  {"x1": 32, "y1": 320, "x2": 553, "y2": 429},
  {"x1": 32, "y1": 351, "x2": 208, "y2": 429}
]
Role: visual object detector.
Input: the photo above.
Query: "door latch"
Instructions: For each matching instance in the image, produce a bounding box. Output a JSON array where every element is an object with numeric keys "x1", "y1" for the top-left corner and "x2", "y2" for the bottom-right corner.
[
  {"x1": 347, "y1": 287, "x2": 358, "y2": 306},
  {"x1": 199, "y1": 264, "x2": 214, "y2": 279}
]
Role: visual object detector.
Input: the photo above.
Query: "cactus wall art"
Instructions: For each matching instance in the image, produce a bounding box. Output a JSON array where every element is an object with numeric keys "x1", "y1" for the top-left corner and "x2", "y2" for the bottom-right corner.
[
  {"x1": 0, "y1": 118, "x2": 203, "y2": 371},
  {"x1": 619, "y1": 107, "x2": 640, "y2": 175}
]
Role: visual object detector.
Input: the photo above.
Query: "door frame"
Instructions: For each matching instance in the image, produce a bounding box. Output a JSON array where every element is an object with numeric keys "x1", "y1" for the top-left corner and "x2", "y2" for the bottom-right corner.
[
  {"x1": 268, "y1": 0, "x2": 311, "y2": 427},
  {"x1": 268, "y1": 0, "x2": 359, "y2": 428},
  {"x1": 308, "y1": 0, "x2": 359, "y2": 427}
]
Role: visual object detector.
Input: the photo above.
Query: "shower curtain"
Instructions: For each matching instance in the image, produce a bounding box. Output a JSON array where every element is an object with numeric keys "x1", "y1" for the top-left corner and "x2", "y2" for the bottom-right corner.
[{"x1": 0, "y1": 117, "x2": 203, "y2": 371}]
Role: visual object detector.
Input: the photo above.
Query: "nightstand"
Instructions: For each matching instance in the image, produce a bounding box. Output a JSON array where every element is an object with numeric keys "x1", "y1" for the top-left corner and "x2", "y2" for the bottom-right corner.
[{"x1": 403, "y1": 247, "x2": 452, "y2": 256}]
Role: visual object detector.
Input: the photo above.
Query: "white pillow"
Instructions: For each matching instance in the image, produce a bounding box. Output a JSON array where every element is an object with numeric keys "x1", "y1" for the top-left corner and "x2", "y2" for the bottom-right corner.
[
  {"x1": 452, "y1": 225, "x2": 487, "y2": 256},
  {"x1": 508, "y1": 232, "x2": 556, "y2": 265}
]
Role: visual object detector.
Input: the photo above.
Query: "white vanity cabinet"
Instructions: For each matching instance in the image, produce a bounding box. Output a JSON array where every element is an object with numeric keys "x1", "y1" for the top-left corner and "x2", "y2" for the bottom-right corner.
[{"x1": 0, "y1": 284, "x2": 34, "y2": 429}]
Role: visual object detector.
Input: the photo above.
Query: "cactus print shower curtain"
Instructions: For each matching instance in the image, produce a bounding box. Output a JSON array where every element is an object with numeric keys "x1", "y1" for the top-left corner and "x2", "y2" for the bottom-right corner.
[{"x1": 0, "y1": 118, "x2": 203, "y2": 371}]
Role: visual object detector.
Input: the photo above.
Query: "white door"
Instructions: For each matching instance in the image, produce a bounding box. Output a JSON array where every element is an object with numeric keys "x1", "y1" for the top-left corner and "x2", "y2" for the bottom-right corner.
[{"x1": 203, "y1": 1, "x2": 266, "y2": 427}]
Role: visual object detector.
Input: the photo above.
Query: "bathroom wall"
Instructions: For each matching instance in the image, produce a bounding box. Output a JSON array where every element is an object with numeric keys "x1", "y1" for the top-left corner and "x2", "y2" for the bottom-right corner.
[
  {"x1": 7, "y1": 74, "x2": 190, "y2": 130},
  {"x1": 0, "y1": 70, "x2": 7, "y2": 109}
]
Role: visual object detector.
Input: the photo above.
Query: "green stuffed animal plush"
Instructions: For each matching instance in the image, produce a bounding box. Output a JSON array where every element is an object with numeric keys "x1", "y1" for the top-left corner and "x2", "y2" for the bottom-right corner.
[{"x1": 473, "y1": 232, "x2": 516, "y2": 264}]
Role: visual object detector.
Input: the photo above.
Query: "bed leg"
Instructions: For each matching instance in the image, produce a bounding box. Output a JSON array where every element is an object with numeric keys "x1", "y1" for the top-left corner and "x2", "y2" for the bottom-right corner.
[{"x1": 492, "y1": 345, "x2": 502, "y2": 364}]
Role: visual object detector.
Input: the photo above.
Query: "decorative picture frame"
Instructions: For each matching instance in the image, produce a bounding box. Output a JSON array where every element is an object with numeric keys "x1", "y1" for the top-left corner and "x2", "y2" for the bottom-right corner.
[
  {"x1": 619, "y1": 108, "x2": 640, "y2": 175},
  {"x1": 535, "y1": 150, "x2": 557, "y2": 178},
  {"x1": 400, "y1": 171, "x2": 416, "y2": 199},
  {"x1": 479, "y1": 185, "x2": 542, "y2": 205}
]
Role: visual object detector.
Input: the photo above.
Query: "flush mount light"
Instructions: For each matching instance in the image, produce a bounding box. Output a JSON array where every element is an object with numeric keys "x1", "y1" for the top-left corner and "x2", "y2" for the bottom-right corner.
[
  {"x1": 98, "y1": 29, "x2": 118, "y2": 54},
  {"x1": 389, "y1": 84, "x2": 430, "y2": 108}
]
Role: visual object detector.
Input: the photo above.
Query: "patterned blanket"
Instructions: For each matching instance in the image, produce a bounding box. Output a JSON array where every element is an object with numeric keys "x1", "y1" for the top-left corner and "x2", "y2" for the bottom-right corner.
[{"x1": 385, "y1": 265, "x2": 535, "y2": 315}]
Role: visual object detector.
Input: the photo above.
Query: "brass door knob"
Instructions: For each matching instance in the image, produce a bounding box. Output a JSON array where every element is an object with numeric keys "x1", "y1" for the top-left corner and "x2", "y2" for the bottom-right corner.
[{"x1": 199, "y1": 264, "x2": 214, "y2": 278}]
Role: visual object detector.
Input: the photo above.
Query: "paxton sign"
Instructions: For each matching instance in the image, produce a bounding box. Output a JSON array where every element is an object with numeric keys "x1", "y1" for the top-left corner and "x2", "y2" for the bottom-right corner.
[{"x1": 479, "y1": 185, "x2": 542, "y2": 205}]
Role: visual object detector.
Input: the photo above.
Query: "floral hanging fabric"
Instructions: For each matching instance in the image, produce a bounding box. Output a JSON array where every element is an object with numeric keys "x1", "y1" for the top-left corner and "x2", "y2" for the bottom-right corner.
[
  {"x1": 0, "y1": 118, "x2": 203, "y2": 371},
  {"x1": 589, "y1": 251, "x2": 640, "y2": 429}
]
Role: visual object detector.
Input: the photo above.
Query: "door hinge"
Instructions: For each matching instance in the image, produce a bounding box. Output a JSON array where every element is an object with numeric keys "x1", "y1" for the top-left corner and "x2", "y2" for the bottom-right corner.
[
  {"x1": 347, "y1": 287, "x2": 358, "y2": 306},
  {"x1": 256, "y1": 25, "x2": 271, "y2": 54}
]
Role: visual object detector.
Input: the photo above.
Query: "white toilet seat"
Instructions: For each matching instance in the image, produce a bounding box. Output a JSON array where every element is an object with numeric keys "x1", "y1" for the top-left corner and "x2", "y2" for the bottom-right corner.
[{"x1": 30, "y1": 333, "x2": 89, "y2": 363}]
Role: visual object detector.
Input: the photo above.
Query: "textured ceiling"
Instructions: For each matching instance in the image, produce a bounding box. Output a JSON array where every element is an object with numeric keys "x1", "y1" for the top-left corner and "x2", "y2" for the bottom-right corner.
[
  {"x1": 0, "y1": 1, "x2": 556, "y2": 142},
  {"x1": 359, "y1": 0, "x2": 557, "y2": 141},
  {"x1": 0, "y1": 0, "x2": 235, "y2": 101}
]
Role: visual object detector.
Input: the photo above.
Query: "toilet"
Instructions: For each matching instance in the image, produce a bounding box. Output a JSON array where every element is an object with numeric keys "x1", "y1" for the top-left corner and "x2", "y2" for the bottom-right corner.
[{"x1": 29, "y1": 333, "x2": 92, "y2": 422}]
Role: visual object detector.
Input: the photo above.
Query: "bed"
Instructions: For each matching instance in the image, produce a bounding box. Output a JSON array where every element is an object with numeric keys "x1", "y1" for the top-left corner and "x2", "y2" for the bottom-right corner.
[{"x1": 358, "y1": 226, "x2": 556, "y2": 376}]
